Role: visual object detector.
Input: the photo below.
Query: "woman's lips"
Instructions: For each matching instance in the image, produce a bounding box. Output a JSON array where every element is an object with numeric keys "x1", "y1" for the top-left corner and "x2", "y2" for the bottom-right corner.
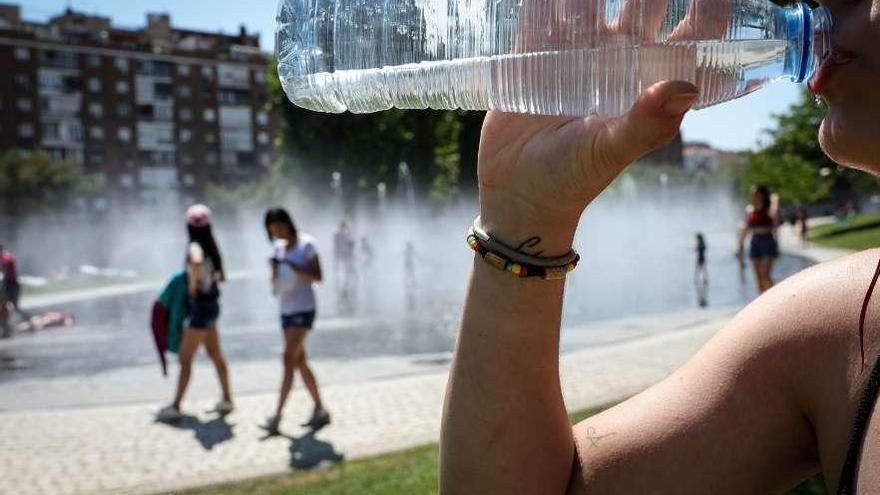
[{"x1": 809, "y1": 48, "x2": 855, "y2": 96}]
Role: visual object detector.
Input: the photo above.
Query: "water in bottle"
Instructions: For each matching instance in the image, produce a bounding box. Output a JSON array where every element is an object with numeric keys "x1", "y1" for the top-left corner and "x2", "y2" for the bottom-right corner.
[{"x1": 276, "y1": 0, "x2": 832, "y2": 117}]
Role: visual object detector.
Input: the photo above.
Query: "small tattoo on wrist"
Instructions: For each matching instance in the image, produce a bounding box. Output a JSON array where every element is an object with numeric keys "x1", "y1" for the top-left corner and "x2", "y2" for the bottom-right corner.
[
  {"x1": 516, "y1": 236, "x2": 544, "y2": 256},
  {"x1": 585, "y1": 427, "x2": 617, "y2": 448}
]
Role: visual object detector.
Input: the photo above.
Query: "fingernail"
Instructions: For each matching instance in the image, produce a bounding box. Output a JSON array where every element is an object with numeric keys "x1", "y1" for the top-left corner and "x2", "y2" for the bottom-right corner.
[{"x1": 663, "y1": 93, "x2": 698, "y2": 116}]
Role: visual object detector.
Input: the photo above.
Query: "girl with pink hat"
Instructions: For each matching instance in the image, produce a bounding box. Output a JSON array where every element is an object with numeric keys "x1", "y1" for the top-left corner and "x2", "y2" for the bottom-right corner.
[{"x1": 157, "y1": 204, "x2": 234, "y2": 421}]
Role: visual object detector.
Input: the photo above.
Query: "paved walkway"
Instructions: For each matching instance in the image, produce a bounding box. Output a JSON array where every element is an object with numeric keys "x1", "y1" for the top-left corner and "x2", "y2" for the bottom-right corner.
[
  {"x1": 0, "y1": 220, "x2": 849, "y2": 495},
  {"x1": 0, "y1": 306, "x2": 737, "y2": 495}
]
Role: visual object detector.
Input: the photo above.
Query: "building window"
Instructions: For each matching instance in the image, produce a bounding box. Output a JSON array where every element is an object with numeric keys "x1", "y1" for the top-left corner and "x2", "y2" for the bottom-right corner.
[
  {"x1": 179, "y1": 129, "x2": 192, "y2": 143},
  {"x1": 256, "y1": 111, "x2": 269, "y2": 126},
  {"x1": 90, "y1": 126, "x2": 105, "y2": 141},
  {"x1": 178, "y1": 85, "x2": 191, "y2": 98},
  {"x1": 181, "y1": 173, "x2": 195, "y2": 185},
  {"x1": 117, "y1": 103, "x2": 131, "y2": 117},
  {"x1": 181, "y1": 155, "x2": 193, "y2": 166},
  {"x1": 14, "y1": 47, "x2": 30, "y2": 61},
  {"x1": 16, "y1": 98, "x2": 32, "y2": 112},
  {"x1": 88, "y1": 102, "x2": 103, "y2": 118},
  {"x1": 89, "y1": 150, "x2": 104, "y2": 165},
  {"x1": 201, "y1": 65, "x2": 214, "y2": 80},
  {"x1": 116, "y1": 81, "x2": 130, "y2": 94},
  {"x1": 42, "y1": 122, "x2": 60, "y2": 140},
  {"x1": 205, "y1": 151, "x2": 218, "y2": 164},
  {"x1": 203, "y1": 108, "x2": 216, "y2": 122},
  {"x1": 87, "y1": 78, "x2": 102, "y2": 92},
  {"x1": 260, "y1": 153, "x2": 272, "y2": 167},
  {"x1": 18, "y1": 123, "x2": 34, "y2": 138},
  {"x1": 120, "y1": 174, "x2": 134, "y2": 188},
  {"x1": 114, "y1": 57, "x2": 129, "y2": 73},
  {"x1": 68, "y1": 122, "x2": 83, "y2": 142},
  {"x1": 154, "y1": 103, "x2": 174, "y2": 121},
  {"x1": 117, "y1": 127, "x2": 132, "y2": 143},
  {"x1": 177, "y1": 64, "x2": 191, "y2": 77},
  {"x1": 204, "y1": 133, "x2": 217, "y2": 144},
  {"x1": 15, "y1": 74, "x2": 30, "y2": 88},
  {"x1": 257, "y1": 131, "x2": 270, "y2": 145},
  {"x1": 254, "y1": 70, "x2": 266, "y2": 84},
  {"x1": 87, "y1": 54, "x2": 102, "y2": 68},
  {"x1": 179, "y1": 107, "x2": 192, "y2": 122}
]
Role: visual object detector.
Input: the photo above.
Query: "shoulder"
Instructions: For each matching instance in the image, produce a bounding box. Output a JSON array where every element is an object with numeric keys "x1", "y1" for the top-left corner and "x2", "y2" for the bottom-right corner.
[
  {"x1": 729, "y1": 248, "x2": 880, "y2": 433},
  {"x1": 747, "y1": 249, "x2": 880, "y2": 483},
  {"x1": 298, "y1": 233, "x2": 317, "y2": 251},
  {"x1": 188, "y1": 242, "x2": 204, "y2": 263}
]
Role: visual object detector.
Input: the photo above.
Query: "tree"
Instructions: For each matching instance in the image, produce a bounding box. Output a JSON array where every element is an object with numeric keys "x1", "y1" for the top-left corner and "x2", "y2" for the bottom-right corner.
[
  {"x1": 0, "y1": 149, "x2": 104, "y2": 215},
  {"x1": 267, "y1": 58, "x2": 483, "y2": 207},
  {"x1": 742, "y1": 88, "x2": 876, "y2": 205}
]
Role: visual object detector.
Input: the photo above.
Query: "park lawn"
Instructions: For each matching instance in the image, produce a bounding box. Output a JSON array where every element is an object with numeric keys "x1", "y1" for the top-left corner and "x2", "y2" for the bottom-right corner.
[
  {"x1": 172, "y1": 400, "x2": 827, "y2": 495},
  {"x1": 810, "y1": 214, "x2": 880, "y2": 251}
]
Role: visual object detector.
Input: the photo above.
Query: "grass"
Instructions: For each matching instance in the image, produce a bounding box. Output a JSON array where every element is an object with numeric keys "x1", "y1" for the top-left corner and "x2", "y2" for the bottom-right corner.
[
  {"x1": 810, "y1": 213, "x2": 880, "y2": 251},
  {"x1": 171, "y1": 400, "x2": 828, "y2": 495}
]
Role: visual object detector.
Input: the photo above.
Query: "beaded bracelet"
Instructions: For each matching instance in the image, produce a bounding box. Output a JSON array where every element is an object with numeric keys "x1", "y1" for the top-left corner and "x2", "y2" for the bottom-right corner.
[{"x1": 467, "y1": 222, "x2": 580, "y2": 280}]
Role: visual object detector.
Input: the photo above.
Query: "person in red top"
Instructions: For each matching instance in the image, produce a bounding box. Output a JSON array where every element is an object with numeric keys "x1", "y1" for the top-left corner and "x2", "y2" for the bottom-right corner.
[
  {"x1": 736, "y1": 185, "x2": 780, "y2": 294},
  {"x1": 0, "y1": 243, "x2": 27, "y2": 319}
]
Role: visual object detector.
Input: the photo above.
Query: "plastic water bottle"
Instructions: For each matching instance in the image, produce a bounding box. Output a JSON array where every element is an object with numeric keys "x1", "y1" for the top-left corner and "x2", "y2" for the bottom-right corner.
[{"x1": 276, "y1": 0, "x2": 831, "y2": 117}]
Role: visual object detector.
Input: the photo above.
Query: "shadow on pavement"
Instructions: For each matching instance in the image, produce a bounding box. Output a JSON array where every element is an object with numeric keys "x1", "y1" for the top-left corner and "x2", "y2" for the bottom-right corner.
[
  {"x1": 288, "y1": 429, "x2": 345, "y2": 469},
  {"x1": 258, "y1": 422, "x2": 345, "y2": 470},
  {"x1": 159, "y1": 414, "x2": 235, "y2": 450}
]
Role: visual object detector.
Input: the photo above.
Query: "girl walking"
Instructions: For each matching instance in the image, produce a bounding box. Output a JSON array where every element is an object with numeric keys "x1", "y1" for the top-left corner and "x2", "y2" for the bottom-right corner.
[
  {"x1": 264, "y1": 207, "x2": 330, "y2": 433},
  {"x1": 157, "y1": 204, "x2": 233, "y2": 421}
]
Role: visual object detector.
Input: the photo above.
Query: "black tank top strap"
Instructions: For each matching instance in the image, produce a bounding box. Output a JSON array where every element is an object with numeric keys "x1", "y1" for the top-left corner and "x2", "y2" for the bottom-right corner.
[{"x1": 838, "y1": 356, "x2": 880, "y2": 494}]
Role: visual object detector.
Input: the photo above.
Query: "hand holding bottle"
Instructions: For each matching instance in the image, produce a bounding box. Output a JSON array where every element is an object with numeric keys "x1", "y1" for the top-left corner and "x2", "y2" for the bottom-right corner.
[{"x1": 478, "y1": 81, "x2": 698, "y2": 255}]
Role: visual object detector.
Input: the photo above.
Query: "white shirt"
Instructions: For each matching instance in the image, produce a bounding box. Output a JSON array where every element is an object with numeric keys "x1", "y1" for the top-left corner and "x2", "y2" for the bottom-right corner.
[{"x1": 273, "y1": 234, "x2": 318, "y2": 314}]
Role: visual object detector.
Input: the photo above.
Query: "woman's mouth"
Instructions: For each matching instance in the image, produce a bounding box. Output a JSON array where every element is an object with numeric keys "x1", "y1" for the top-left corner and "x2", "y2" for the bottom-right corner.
[{"x1": 809, "y1": 47, "x2": 856, "y2": 96}]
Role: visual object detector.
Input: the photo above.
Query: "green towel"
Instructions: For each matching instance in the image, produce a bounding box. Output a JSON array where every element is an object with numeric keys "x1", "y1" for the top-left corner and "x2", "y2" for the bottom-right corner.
[{"x1": 158, "y1": 270, "x2": 188, "y2": 353}]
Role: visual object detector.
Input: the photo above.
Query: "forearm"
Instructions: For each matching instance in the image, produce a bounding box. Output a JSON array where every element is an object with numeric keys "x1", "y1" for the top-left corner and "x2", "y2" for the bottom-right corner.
[
  {"x1": 440, "y1": 220, "x2": 576, "y2": 494},
  {"x1": 289, "y1": 264, "x2": 321, "y2": 282}
]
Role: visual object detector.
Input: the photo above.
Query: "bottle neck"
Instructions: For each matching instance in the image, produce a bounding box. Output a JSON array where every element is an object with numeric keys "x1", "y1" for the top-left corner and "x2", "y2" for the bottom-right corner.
[{"x1": 784, "y1": 3, "x2": 832, "y2": 83}]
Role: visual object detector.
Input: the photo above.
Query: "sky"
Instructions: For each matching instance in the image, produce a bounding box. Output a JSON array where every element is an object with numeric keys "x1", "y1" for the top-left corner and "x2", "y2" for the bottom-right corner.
[{"x1": 21, "y1": 0, "x2": 804, "y2": 151}]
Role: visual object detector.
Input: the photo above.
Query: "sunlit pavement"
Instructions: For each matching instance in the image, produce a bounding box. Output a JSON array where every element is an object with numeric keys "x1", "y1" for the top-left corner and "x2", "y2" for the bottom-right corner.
[{"x1": 0, "y1": 306, "x2": 737, "y2": 495}]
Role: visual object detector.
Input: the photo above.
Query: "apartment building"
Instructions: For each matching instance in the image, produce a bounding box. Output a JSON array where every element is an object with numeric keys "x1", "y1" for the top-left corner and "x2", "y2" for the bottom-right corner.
[{"x1": 0, "y1": 5, "x2": 278, "y2": 204}]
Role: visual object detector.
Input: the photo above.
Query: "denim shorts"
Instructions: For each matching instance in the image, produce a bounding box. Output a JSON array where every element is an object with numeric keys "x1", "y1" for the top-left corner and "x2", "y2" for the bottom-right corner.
[
  {"x1": 750, "y1": 233, "x2": 779, "y2": 260},
  {"x1": 186, "y1": 298, "x2": 220, "y2": 330},
  {"x1": 281, "y1": 310, "x2": 316, "y2": 330}
]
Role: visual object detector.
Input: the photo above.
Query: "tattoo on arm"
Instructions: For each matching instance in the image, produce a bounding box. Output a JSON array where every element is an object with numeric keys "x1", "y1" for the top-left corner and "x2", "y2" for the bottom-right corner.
[
  {"x1": 585, "y1": 427, "x2": 617, "y2": 448},
  {"x1": 516, "y1": 236, "x2": 544, "y2": 256}
]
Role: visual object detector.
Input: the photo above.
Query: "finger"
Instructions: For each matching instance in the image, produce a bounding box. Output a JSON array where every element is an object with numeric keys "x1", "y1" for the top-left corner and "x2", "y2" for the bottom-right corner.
[
  {"x1": 514, "y1": 0, "x2": 605, "y2": 52},
  {"x1": 669, "y1": 0, "x2": 733, "y2": 41},
  {"x1": 594, "y1": 80, "x2": 698, "y2": 168},
  {"x1": 614, "y1": 0, "x2": 671, "y2": 42}
]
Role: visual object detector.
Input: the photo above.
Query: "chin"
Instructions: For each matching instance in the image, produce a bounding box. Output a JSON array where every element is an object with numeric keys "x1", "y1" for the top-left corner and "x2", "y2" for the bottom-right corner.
[{"x1": 819, "y1": 108, "x2": 880, "y2": 176}]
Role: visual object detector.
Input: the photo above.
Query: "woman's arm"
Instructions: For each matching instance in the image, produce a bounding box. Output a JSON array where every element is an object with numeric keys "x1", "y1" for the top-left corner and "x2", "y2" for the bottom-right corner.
[
  {"x1": 285, "y1": 254, "x2": 322, "y2": 283},
  {"x1": 736, "y1": 221, "x2": 748, "y2": 258},
  {"x1": 440, "y1": 81, "x2": 700, "y2": 493},
  {"x1": 187, "y1": 244, "x2": 203, "y2": 296},
  {"x1": 441, "y1": 82, "x2": 825, "y2": 494}
]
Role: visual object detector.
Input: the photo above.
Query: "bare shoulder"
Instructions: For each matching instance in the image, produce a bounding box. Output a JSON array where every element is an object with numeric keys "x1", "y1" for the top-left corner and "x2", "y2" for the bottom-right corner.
[
  {"x1": 730, "y1": 248, "x2": 880, "y2": 489},
  {"x1": 570, "y1": 249, "x2": 879, "y2": 494},
  {"x1": 735, "y1": 248, "x2": 880, "y2": 355}
]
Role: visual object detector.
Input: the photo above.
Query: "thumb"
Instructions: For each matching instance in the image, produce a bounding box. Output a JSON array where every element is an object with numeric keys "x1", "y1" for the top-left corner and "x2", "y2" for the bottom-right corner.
[{"x1": 598, "y1": 80, "x2": 698, "y2": 168}]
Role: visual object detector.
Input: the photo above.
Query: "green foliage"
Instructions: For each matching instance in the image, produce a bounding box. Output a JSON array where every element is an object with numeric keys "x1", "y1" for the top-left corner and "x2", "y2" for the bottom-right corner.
[
  {"x1": 204, "y1": 160, "x2": 308, "y2": 217},
  {"x1": 809, "y1": 214, "x2": 880, "y2": 250},
  {"x1": 742, "y1": 89, "x2": 876, "y2": 205},
  {"x1": 267, "y1": 58, "x2": 482, "y2": 206},
  {"x1": 742, "y1": 152, "x2": 831, "y2": 204},
  {"x1": 0, "y1": 149, "x2": 104, "y2": 213}
]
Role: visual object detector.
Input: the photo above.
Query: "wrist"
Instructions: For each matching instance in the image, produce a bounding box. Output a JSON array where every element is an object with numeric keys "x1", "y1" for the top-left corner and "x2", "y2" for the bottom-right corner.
[{"x1": 479, "y1": 194, "x2": 580, "y2": 257}]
